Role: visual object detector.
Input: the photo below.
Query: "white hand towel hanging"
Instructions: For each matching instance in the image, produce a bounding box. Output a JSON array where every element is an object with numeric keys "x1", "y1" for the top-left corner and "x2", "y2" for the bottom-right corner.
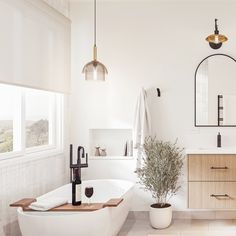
[{"x1": 133, "y1": 88, "x2": 152, "y2": 168}]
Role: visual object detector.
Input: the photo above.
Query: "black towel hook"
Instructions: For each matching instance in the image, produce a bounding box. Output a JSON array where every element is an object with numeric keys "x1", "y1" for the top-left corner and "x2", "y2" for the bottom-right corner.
[{"x1": 156, "y1": 88, "x2": 161, "y2": 97}]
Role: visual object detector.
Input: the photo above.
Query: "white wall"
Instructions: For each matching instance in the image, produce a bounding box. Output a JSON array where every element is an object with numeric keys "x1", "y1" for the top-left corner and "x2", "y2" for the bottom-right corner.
[{"x1": 70, "y1": 0, "x2": 236, "y2": 211}]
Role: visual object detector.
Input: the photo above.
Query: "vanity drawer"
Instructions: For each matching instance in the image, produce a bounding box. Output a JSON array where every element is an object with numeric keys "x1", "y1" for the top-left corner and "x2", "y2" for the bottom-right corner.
[
  {"x1": 188, "y1": 154, "x2": 236, "y2": 181},
  {"x1": 189, "y1": 182, "x2": 236, "y2": 209}
]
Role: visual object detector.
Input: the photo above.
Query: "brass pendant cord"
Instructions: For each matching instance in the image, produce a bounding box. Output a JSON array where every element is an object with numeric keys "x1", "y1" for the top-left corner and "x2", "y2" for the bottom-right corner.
[{"x1": 93, "y1": 0, "x2": 97, "y2": 61}]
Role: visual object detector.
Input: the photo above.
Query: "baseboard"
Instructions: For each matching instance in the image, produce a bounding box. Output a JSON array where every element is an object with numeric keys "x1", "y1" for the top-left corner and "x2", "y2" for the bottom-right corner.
[{"x1": 128, "y1": 211, "x2": 236, "y2": 220}]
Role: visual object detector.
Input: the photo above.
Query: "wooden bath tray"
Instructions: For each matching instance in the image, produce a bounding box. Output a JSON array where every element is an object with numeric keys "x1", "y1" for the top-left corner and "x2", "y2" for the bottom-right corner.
[{"x1": 10, "y1": 198, "x2": 123, "y2": 212}]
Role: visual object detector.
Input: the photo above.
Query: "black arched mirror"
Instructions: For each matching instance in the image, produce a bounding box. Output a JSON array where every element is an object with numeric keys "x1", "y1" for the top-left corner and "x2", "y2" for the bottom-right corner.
[{"x1": 195, "y1": 54, "x2": 236, "y2": 127}]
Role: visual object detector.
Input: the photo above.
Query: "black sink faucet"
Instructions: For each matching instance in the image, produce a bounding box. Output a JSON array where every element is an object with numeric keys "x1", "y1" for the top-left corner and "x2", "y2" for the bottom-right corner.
[
  {"x1": 70, "y1": 144, "x2": 88, "y2": 182},
  {"x1": 217, "y1": 132, "x2": 221, "y2": 148}
]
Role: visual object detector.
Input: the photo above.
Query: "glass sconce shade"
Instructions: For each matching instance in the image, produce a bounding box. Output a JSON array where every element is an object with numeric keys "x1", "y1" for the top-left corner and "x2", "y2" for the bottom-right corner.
[{"x1": 82, "y1": 60, "x2": 108, "y2": 81}]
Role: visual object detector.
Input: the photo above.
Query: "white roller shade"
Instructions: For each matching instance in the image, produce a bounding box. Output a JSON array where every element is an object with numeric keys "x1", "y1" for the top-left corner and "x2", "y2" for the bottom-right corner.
[{"x1": 0, "y1": 0, "x2": 71, "y2": 93}]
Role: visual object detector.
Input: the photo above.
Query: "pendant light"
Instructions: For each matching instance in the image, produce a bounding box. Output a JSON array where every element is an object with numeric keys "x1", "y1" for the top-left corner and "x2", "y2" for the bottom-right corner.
[
  {"x1": 82, "y1": 0, "x2": 108, "y2": 81},
  {"x1": 206, "y1": 19, "x2": 228, "y2": 50}
]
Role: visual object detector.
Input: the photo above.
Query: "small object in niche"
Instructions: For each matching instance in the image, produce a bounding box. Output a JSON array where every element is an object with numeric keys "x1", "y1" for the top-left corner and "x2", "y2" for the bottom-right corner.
[
  {"x1": 124, "y1": 140, "x2": 133, "y2": 157},
  {"x1": 217, "y1": 132, "x2": 221, "y2": 148},
  {"x1": 100, "y1": 148, "x2": 107, "y2": 156},
  {"x1": 95, "y1": 147, "x2": 101, "y2": 156},
  {"x1": 124, "y1": 142, "x2": 128, "y2": 156}
]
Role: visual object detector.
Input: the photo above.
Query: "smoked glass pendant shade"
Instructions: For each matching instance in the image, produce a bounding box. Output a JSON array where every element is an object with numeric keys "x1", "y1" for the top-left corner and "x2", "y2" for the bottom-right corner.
[{"x1": 82, "y1": 60, "x2": 108, "y2": 81}]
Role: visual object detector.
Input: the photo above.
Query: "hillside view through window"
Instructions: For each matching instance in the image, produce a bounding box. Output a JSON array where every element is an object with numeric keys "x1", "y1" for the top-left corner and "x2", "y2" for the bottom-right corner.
[
  {"x1": 0, "y1": 85, "x2": 16, "y2": 153},
  {"x1": 0, "y1": 84, "x2": 58, "y2": 155}
]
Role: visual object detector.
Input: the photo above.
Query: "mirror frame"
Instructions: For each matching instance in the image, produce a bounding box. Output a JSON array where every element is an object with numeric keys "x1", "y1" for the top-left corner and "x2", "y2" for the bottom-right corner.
[{"x1": 194, "y1": 53, "x2": 236, "y2": 127}]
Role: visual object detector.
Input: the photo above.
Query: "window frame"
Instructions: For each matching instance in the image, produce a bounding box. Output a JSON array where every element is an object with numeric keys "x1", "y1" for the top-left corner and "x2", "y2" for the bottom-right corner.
[{"x1": 0, "y1": 85, "x2": 64, "y2": 160}]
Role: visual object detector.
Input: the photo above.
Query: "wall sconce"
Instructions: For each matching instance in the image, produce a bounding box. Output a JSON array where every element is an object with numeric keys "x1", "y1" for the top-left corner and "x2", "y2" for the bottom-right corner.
[{"x1": 206, "y1": 19, "x2": 228, "y2": 50}]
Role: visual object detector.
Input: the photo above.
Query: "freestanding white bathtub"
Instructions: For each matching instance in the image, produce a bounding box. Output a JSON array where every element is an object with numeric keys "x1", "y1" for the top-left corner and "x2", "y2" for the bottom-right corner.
[{"x1": 17, "y1": 179, "x2": 134, "y2": 236}]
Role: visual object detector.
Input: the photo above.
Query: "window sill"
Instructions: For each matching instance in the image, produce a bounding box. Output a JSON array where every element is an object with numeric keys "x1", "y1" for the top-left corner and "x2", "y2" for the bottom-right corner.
[
  {"x1": 0, "y1": 148, "x2": 64, "y2": 167},
  {"x1": 26, "y1": 144, "x2": 57, "y2": 155}
]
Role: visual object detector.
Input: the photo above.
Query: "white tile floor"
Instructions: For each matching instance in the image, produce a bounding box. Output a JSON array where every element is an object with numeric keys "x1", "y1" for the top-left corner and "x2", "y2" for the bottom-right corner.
[{"x1": 118, "y1": 219, "x2": 236, "y2": 236}]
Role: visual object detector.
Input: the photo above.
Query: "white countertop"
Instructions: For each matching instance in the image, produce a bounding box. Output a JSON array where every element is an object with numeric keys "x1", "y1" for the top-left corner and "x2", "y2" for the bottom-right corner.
[{"x1": 185, "y1": 148, "x2": 236, "y2": 155}]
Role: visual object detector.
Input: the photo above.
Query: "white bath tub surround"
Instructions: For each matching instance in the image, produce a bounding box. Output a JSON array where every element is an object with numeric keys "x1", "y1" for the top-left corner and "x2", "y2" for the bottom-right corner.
[{"x1": 17, "y1": 179, "x2": 134, "y2": 236}]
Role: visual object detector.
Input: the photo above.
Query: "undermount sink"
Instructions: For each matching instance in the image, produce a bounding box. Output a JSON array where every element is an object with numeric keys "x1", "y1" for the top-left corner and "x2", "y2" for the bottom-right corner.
[{"x1": 185, "y1": 147, "x2": 236, "y2": 154}]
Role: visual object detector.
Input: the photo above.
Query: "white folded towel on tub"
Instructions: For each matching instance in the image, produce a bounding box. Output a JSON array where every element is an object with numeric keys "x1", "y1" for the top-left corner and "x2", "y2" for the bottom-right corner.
[{"x1": 29, "y1": 197, "x2": 68, "y2": 211}]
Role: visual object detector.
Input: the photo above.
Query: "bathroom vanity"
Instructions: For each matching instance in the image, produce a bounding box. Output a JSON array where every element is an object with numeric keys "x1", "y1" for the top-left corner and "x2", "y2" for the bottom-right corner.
[
  {"x1": 190, "y1": 53, "x2": 236, "y2": 210},
  {"x1": 187, "y1": 149, "x2": 236, "y2": 209}
]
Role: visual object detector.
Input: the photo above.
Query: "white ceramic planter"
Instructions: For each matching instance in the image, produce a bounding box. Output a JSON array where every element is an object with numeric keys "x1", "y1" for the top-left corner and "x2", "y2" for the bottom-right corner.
[{"x1": 149, "y1": 204, "x2": 172, "y2": 229}]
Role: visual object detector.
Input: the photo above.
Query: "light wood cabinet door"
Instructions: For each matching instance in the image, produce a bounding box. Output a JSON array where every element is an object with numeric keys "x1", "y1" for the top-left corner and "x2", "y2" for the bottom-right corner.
[
  {"x1": 189, "y1": 182, "x2": 236, "y2": 209},
  {"x1": 188, "y1": 154, "x2": 236, "y2": 181}
]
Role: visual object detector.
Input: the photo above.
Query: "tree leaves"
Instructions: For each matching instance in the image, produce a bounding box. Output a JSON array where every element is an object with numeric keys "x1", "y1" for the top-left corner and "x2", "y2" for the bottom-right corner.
[{"x1": 137, "y1": 137, "x2": 184, "y2": 206}]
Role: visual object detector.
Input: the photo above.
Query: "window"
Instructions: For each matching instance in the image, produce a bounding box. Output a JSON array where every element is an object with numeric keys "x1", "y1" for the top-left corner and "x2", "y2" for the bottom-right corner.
[{"x1": 0, "y1": 84, "x2": 63, "y2": 159}]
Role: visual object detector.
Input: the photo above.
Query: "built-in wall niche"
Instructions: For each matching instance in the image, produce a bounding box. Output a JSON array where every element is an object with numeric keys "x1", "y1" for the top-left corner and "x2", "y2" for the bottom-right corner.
[{"x1": 89, "y1": 129, "x2": 133, "y2": 159}]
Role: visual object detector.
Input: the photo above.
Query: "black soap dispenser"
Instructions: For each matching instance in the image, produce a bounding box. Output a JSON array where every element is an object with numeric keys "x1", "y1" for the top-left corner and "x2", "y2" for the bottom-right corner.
[
  {"x1": 217, "y1": 132, "x2": 221, "y2": 148},
  {"x1": 72, "y1": 169, "x2": 82, "y2": 206}
]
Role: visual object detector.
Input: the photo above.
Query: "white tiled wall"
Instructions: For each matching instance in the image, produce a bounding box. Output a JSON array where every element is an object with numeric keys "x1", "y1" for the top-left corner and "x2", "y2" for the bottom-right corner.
[
  {"x1": 0, "y1": 154, "x2": 68, "y2": 236},
  {"x1": 42, "y1": 0, "x2": 70, "y2": 17}
]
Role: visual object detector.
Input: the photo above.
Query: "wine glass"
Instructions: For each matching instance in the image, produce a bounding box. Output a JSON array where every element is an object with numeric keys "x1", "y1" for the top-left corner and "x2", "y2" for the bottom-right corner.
[{"x1": 85, "y1": 187, "x2": 94, "y2": 206}]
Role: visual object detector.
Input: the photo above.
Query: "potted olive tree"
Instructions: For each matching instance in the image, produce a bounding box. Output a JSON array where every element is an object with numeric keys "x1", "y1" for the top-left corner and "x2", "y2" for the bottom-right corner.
[{"x1": 137, "y1": 137, "x2": 184, "y2": 229}]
